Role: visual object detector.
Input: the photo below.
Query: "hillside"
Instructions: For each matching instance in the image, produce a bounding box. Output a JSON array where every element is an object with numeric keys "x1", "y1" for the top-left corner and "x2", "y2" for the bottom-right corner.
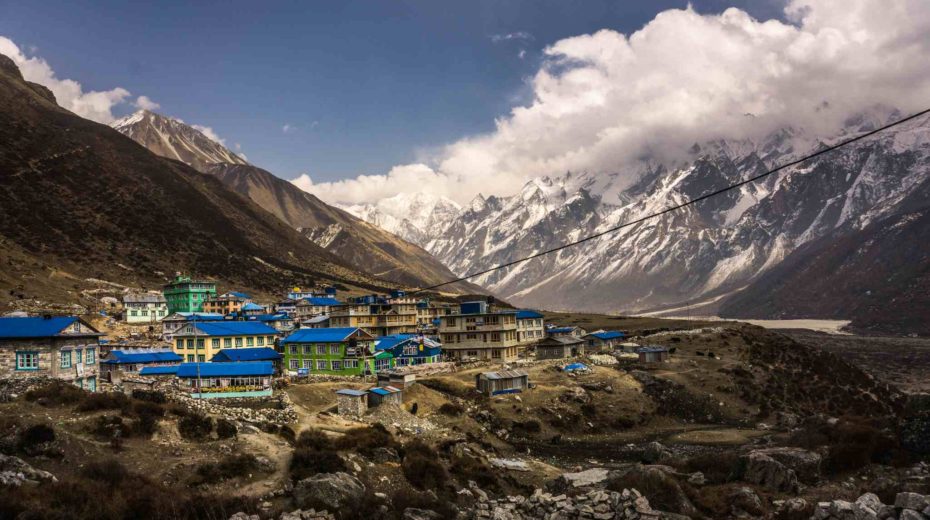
[
  {"x1": 0, "y1": 53, "x2": 391, "y2": 305},
  {"x1": 111, "y1": 111, "x2": 479, "y2": 293},
  {"x1": 718, "y1": 177, "x2": 930, "y2": 335}
]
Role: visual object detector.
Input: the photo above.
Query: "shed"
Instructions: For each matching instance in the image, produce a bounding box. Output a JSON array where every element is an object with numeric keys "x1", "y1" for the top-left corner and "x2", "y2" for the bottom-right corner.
[
  {"x1": 335, "y1": 389, "x2": 368, "y2": 418},
  {"x1": 376, "y1": 371, "x2": 417, "y2": 389},
  {"x1": 637, "y1": 346, "x2": 670, "y2": 363},
  {"x1": 535, "y1": 336, "x2": 585, "y2": 360},
  {"x1": 367, "y1": 386, "x2": 403, "y2": 408},
  {"x1": 475, "y1": 370, "x2": 529, "y2": 396},
  {"x1": 583, "y1": 330, "x2": 626, "y2": 351}
]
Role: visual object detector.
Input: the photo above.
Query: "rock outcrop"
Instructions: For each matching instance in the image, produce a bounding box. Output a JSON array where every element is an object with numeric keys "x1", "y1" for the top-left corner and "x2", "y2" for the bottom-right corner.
[
  {"x1": 293, "y1": 472, "x2": 366, "y2": 511},
  {"x1": 0, "y1": 454, "x2": 57, "y2": 487},
  {"x1": 812, "y1": 492, "x2": 930, "y2": 520}
]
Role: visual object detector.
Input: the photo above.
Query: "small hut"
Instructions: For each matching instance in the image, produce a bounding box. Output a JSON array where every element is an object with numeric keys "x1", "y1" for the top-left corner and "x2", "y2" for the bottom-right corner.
[
  {"x1": 367, "y1": 386, "x2": 403, "y2": 408},
  {"x1": 535, "y1": 336, "x2": 585, "y2": 360},
  {"x1": 637, "y1": 346, "x2": 670, "y2": 363},
  {"x1": 377, "y1": 371, "x2": 417, "y2": 389},
  {"x1": 475, "y1": 370, "x2": 529, "y2": 396},
  {"x1": 335, "y1": 389, "x2": 368, "y2": 417}
]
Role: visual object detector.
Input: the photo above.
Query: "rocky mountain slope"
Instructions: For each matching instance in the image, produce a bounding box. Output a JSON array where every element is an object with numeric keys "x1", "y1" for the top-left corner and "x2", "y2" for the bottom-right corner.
[
  {"x1": 0, "y1": 53, "x2": 391, "y2": 303},
  {"x1": 111, "y1": 111, "x2": 477, "y2": 293},
  {"x1": 718, "y1": 175, "x2": 930, "y2": 335},
  {"x1": 347, "y1": 109, "x2": 930, "y2": 330}
]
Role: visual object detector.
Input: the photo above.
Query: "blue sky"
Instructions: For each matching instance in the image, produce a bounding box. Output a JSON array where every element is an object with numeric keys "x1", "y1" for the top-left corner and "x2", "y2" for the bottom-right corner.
[{"x1": 0, "y1": 0, "x2": 784, "y2": 183}]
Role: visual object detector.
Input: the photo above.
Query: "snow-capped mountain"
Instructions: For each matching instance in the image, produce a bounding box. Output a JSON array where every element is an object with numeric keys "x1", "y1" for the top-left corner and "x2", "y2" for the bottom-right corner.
[
  {"x1": 350, "y1": 108, "x2": 930, "y2": 315},
  {"x1": 341, "y1": 193, "x2": 462, "y2": 246},
  {"x1": 111, "y1": 110, "x2": 248, "y2": 172}
]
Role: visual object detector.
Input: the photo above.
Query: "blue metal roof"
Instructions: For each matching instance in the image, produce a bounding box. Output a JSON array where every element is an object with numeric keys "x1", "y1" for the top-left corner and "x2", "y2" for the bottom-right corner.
[
  {"x1": 589, "y1": 331, "x2": 625, "y2": 340},
  {"x1": 188, "y1": 322, "x2": 279, "y2": 337},
  {"x1": 335, "y1": 389, "x2": 368, "y2": 397},
  {"x1": 228, "y1": 291, "x2": 250, "y2": 299},
  {"x1": 0, "y1": 316, "x2": 97, "y2": 339},
  {"x1": 374, "y1": 334, "x2": 418, "y2": 351},
  {"x1": 281, "y1": 327, "x2": 361, "y2": 344},
  {"x1": 139, "y1": 365, "x2": 180, "y2": 375},
  {"x1": 516, "y1": 310, "x2": 544, "y2": 319},
  {"x1": 102, "y1": 350, "x2": 182, "y2": 364},
  {"x1": 176, "y1": 361, "x2": 274, "y2": 378},
  {"x1": 369, "y1": 386, "x2": 401, "y2": 396},
  {"x1": 241, "y1": 302, "x2": 264, "y2": 311},
  {"x1": 548, "y1": 327, "x2": 576, "y2": 334},
  {"x1": 172, "y1": 312, "x2": 226, "y2": 321},
  {"x1": 304, "y1": 297, "x2": 341, "y2": 306},
  {"x1": 637, "y1": 346, "x2": 669, "y2": 353},
  {"x1": 211, "y1": 347, "x2": 282, "y2": 362},
  {"x1": 250, "y1": 313, "x2": 291, "y2": 322}
]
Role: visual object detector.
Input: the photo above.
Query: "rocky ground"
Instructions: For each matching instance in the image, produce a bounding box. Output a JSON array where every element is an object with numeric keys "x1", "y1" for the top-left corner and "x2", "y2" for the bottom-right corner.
[{"x1": 0, "y1": 320, "x2": 927, "y2": 519}]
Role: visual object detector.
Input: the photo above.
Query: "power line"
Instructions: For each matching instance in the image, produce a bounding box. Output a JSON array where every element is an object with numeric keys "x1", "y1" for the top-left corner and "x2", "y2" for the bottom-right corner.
[{"x1": 413, "y1": 106, "x2": 930, "y2": 294}]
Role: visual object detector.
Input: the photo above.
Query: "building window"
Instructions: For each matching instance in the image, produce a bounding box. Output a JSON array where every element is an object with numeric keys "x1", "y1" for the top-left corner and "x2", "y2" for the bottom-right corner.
[
  {"x1": 492, "y1": 349, "x2": 502, "y2": 359},
  {"x1": 303, "y1": 345, "x2": 312, "y2": 354},
  {"x1": 186, "y1": 339, "x2": 194, "y2": 349},
  {"x1": 196, "y1": 339, "x2": 204, "y2": 349},
  {"x1": 187, "y1": 355, "x2": 195, "y2": 362},
  {"x1": 86, "y1": 348, "x2": 95, "y2": 365},
  {"x1": 316, "y1": 344, "x2": 326, "y2": 355},
  {"x1": 303, "y1": 359, "x2": 312, "y2": 369},
  {"x1": 247, "y1": 337, "x2": 254, "y2": 347},
  {"x1": 141, "y1": 310, "x2": 148, "y2": 317},
  {"x1": 75, "y1": 349, "x2": 83, "y2": 364},
  {"x1": 331, "y1": 360, "x2": 343, "y2": 371},
  {"x1": 257, "y1": 336, "x2": 265, "y2": 346},
  {"x1": 329, "y1": 345, "x2": 340, "y2": 355},
  {"x1": 289, "y1": 359, "x2": 299, "y2": 370},
  {"x1": 130, "y1": 310, "x2": 138, "y2": 317},
  {"x1": 344, "y1": 359, "x2": 358, "y2": 369},
  {"x1": 224, "y1": 338, "x2": 232, "y2": 348},
  {"x1": 197, "y1": 355, "x2": 205, "y2": 362},
  {"x1": 316, "y1": 360, "x2": 326, "y2": 371},
  {"x1": 266, "y1": 336, "x2": 274, "y2": 344},
  {"x1": 60, "y1": 350, "x2": 72, "y2": 369},
  {"x1": 287, "y1": 345, "x2": 297, "y2": 354},
  {"x1": 176, "y1": 339, "x2": 183, "y2": 350},
  {"x1": 212, "y1": 338, "x2": 220, "y2": 348},
  {"x1": 15, "y1": 352, "x2": 39, "y2": 371},
  {"x1": 235, "y1": 337, "x2": 243, "y2": 347}
]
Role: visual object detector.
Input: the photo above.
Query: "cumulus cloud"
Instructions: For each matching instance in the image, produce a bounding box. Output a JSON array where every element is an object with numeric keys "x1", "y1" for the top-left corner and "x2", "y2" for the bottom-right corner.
[
  {"x1": 296, "y1": 0, "x2": 930, "y2": 206},
  {"x1": 282, "y1": 123, "x2": 294, "y2": 134},
  {"x1": 134, "y1": 95, "x2": 160, "y2": 110},
  {"x1": 191, "y1": 124, "x2": 226, "y2": 145},
  {"x1": 0, "y1": 36, "x2": 133, "y2": 123}
]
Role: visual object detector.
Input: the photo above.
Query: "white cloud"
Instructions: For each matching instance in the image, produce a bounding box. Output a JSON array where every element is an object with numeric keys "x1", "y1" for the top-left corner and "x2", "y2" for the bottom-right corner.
[
  {"x1": 0, "y1": 36, "x2": 134, "y2": 123},
  {"x1": 191, "y1": 124, "x2": 226, "y2": 145},
  {"x1": 134, "y1": 95, "x2": 160, "y2": 110},
  {"x1": 491, "y1": 31, "x2": 533, "y2": 43},
  {"x1": 282, "y1": 123, "x2": 296, "y2": 134},
  {"x1": 293, "y1": 1, "x2": 928, "y2": 207},
  {"x1": 518, "y1": 49, "x2": 527, "y2": 60}
]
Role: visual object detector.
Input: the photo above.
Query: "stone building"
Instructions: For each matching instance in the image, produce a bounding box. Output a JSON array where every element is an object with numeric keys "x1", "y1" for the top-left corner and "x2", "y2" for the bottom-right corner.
[{"x1": 0, "y1": 316, "x2": 102, "y2": 391}]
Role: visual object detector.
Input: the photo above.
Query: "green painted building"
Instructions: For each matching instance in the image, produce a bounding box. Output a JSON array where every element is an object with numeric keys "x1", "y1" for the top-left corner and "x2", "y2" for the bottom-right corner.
[
  {"x1": 163, "y1": 275, "x2": 217, "y2": 314},
  {"x1": 279, "y1": 327, "x2": 393, "y2": 376}
]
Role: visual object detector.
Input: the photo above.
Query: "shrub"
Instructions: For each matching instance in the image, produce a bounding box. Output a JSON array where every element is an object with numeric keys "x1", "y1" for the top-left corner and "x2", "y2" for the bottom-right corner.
[
  {"x1": 178, "y1": 413, "x2": 213, "y2": 441},
  {"x1": 679, "y1": 452, "x2": 740, "y2": 484},
  {"x1": 334, "y1": 424, "x2": 395, "y2": 457},
  {"x1": 190, "y1": 454, "x2": 259, "y2": 485},
  {"x1": 295, "y1": 429, "x2": 333, "y2": 451},
  {"x1": 131, "y1": 389, "x2": 166, "y2": 404},
  {"x1": 438, "y1": 402, "x2": 464, "y2": 416},
  {"x1": 216, "y1": 419, "x2": 238, "y2": 439},
  {"x1": 402, "y1": 441, "x2": 448, "y2": 490},
  {"x1": 513, "y1": 419, "x2": 541, "y2": 434},
  {"x1": 81, "y1": 458, "x2": 130, "y2": 486},
  {"x1": 289, "y1": 446, "x2": 345, "y2": 480},
  {"x1": 449, "y1": 453, "x2": 500, "y2": 492},
  {"x1": 24, "y1": 381, "x2": 85, "y2": 406},
  {"x1": 607, "y1": 468, "x2": 690, "y2": 515},
  {"x1": 19, "y1": 423, "x2": 55, "y2": 446},
  {"x1": 75, "y1": 392, "x2": 129, "y2": 412},
  {"x1": 90, "y1": 415, "x2": 128, "y2": 440}
]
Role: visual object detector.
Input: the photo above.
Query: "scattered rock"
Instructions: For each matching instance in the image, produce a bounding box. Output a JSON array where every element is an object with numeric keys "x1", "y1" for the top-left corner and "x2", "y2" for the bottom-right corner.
[
  {"x1": 554, "y1": 468, "x2": 610, "y2": 490},
  {"x1": 751, "y1": 447, "x2": 821, "y2": 484},
  {"x1": 0, "y1": 454, "x2": 57, "y2": 487},
  {"x1": 729, "y1": 486, "x2": 764, "y2": 518},
  {"x1": 402, "y1": 508, "x2": 442, "y2": 520},
  {"x1": 738, "y1": 451, "x2": 799, "y2": 492},
  {"x1": 293, "y1": 472, "x2": 365, "y2": 511},
  {"x1": 641, "y1": 441, "x2": 672, "y2": 464}
]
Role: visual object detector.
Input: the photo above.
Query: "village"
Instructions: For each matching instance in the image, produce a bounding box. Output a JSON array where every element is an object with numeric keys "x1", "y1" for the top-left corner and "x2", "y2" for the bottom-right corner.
[{"x1": 0, "y1": 275, "x2": 655, "y2": 408}]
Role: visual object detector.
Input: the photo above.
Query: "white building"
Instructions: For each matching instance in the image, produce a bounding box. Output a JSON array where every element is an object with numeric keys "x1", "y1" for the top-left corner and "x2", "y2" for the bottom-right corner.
[{"x1": 123, "y1": 293, "x2": 168, "y2": 324}]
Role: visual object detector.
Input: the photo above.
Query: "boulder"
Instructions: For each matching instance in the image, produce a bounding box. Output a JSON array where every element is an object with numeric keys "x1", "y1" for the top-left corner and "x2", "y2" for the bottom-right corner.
[
  {"x1": 554, "y1": 468, "x2": 610, "y2": 490},
  {"x1": 896, "y1": 492, "x2": 929, "y2": 512},
  {"x1": 293, "y1": 472, "x2": 365, "y2": 511},
  {"x1": 729, "y1": 486, "x2": 764, "y2": 518},
  {"x1": 641, "y1": 441, "x2": 673, "y2": 464},
  {"x1": 0, "y1": 454, "x2": 57, "y2": 487},
  {"x1": 738, "y1": 451, "x2": 799, "y2": 493},
  {"x1": 402, "y1": 509, "x2": 442, "y2": 520},
  {"x1": 751, "y1": 447, "x2": 821, "y2": 484}
]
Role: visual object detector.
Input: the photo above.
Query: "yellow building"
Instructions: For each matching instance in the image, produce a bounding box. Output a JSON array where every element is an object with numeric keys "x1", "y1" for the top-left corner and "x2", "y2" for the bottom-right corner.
[
  {"x1": 202, "y1": 292, "x2": 251, "y2": 316},
  {"x1": 171, "y1": 321, "x2": 281, "y2": 362}
]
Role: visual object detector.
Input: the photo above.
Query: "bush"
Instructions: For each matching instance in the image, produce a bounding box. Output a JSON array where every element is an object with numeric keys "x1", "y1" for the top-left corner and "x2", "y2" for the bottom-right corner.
[
  {"x1": 75, "y1": 392, "x2": 130, "y2": 412},
  {"x1": 402, "y1": 441, "x2": 448, "y2": 490},
  {"x1": 289, "y1": 446, "x2": 345, "y2": 480},
  {"x1": 89, "y1": 415, "x2": 129, "y2": 440},
  {"x1": 679, "y1": 452, "x2": 741, "y2": 484},
  {"x1": 81, "y1": 458, "x2": 130, "y2": 486},
  {"x1": 607, "y1": 468, "x2": 690, "y2": 515},
  {"x1": 334, "y1": 424, "x2": 395, "y2": 457},
  {"x1": 131, "y1": 389, "x2": 166, "y2": 404},
  {"x1": 190, "y1": 454, "x2": 259, "y2": 485},
  {"x1": 18, "y1": 423, "x2": 55, "y2": 450},
  {"x1": 295, "y1": 429, "x2": 334, "y2": 451},
  {"x1": 178, "y1": 413, "x2": 213, "y2": 441},
  {"x1": 216, "y1": 419, "x2": 238, "y2": 439},
  {"x1": 24, "y1": 381, "x2": 85, "y2": 406},
  {"x1": 438, "y1": 402, "x2": 464, "y2": 416}
]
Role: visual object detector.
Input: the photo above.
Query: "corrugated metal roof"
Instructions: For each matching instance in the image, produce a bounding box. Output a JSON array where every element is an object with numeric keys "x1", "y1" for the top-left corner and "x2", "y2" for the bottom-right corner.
[
  {"x1": 335, "y1": 389, "x2": 368, "y2": 397},
  {"x1": 211, "y1": 347, "x2": 282, "y2": 362},
  {"x1": 281, "y1": 327, "x2": 363, "y2": 344},
  {"x1": 637, "y1": 346, "x2": 669, "y2": 353},
  {"x1": 188, "y1": 322, "x2": 279, "y2": 337},
  {"x1": 516, "y1": 310, "x2": 544, "y2": 319},
  {"x1": 241, "y1": 302, "x2": 264, "y2": 311},
  {"x1": 139, "y1": 365, "x2": 180, "y2": 375},
  {"x1": 176, "y1": 361, "x2": 274, "y2": 378},
  {"x1": 228, "y1": 291, "x2": 250, "y2": 299},
  {"x1": 304, "y1": 315, "x2": 330, "y2": 324},
  {"x1": 588, "y1": 331, "x2": 625, "y2": 340},
  {"x1": 481, "y1": 370, "x2": 528, "y2": 380},
  {"x1": 0, "y1": 316, "x2": 98, "y2": 339},
  {"x1": 304, "y1": 297, "x2": 341, "y2": 306},
  {"x1": 102, "y1": 350, "x2": 182, "y2": 364},
  {"x1": 166, "y1": 312, "x2": 225, "y2": 321},
  {"x1": 547, "y1": 326, "x2": 577, "y2": 334},
  {"x1": 539, "y1": 336, "x2": 584, "y2": 345},
  {"x1": 123, "y1": 293, "x2": 166, "y2": 304},
  {"x1": 250, "y1": 313, "x2": 291, "y2": 322},
  {"x1": 369, "y1": 386, "x2": 401, "y2": 396}
]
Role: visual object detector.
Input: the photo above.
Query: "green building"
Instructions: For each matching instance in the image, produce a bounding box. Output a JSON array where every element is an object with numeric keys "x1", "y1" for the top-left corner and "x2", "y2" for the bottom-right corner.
[
  {"x1": 279, "y1": 327, "x2": 392, "y2": 376},
  {"x1": 163, "y1": 275, "x2": 217, "y2": 314}
]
